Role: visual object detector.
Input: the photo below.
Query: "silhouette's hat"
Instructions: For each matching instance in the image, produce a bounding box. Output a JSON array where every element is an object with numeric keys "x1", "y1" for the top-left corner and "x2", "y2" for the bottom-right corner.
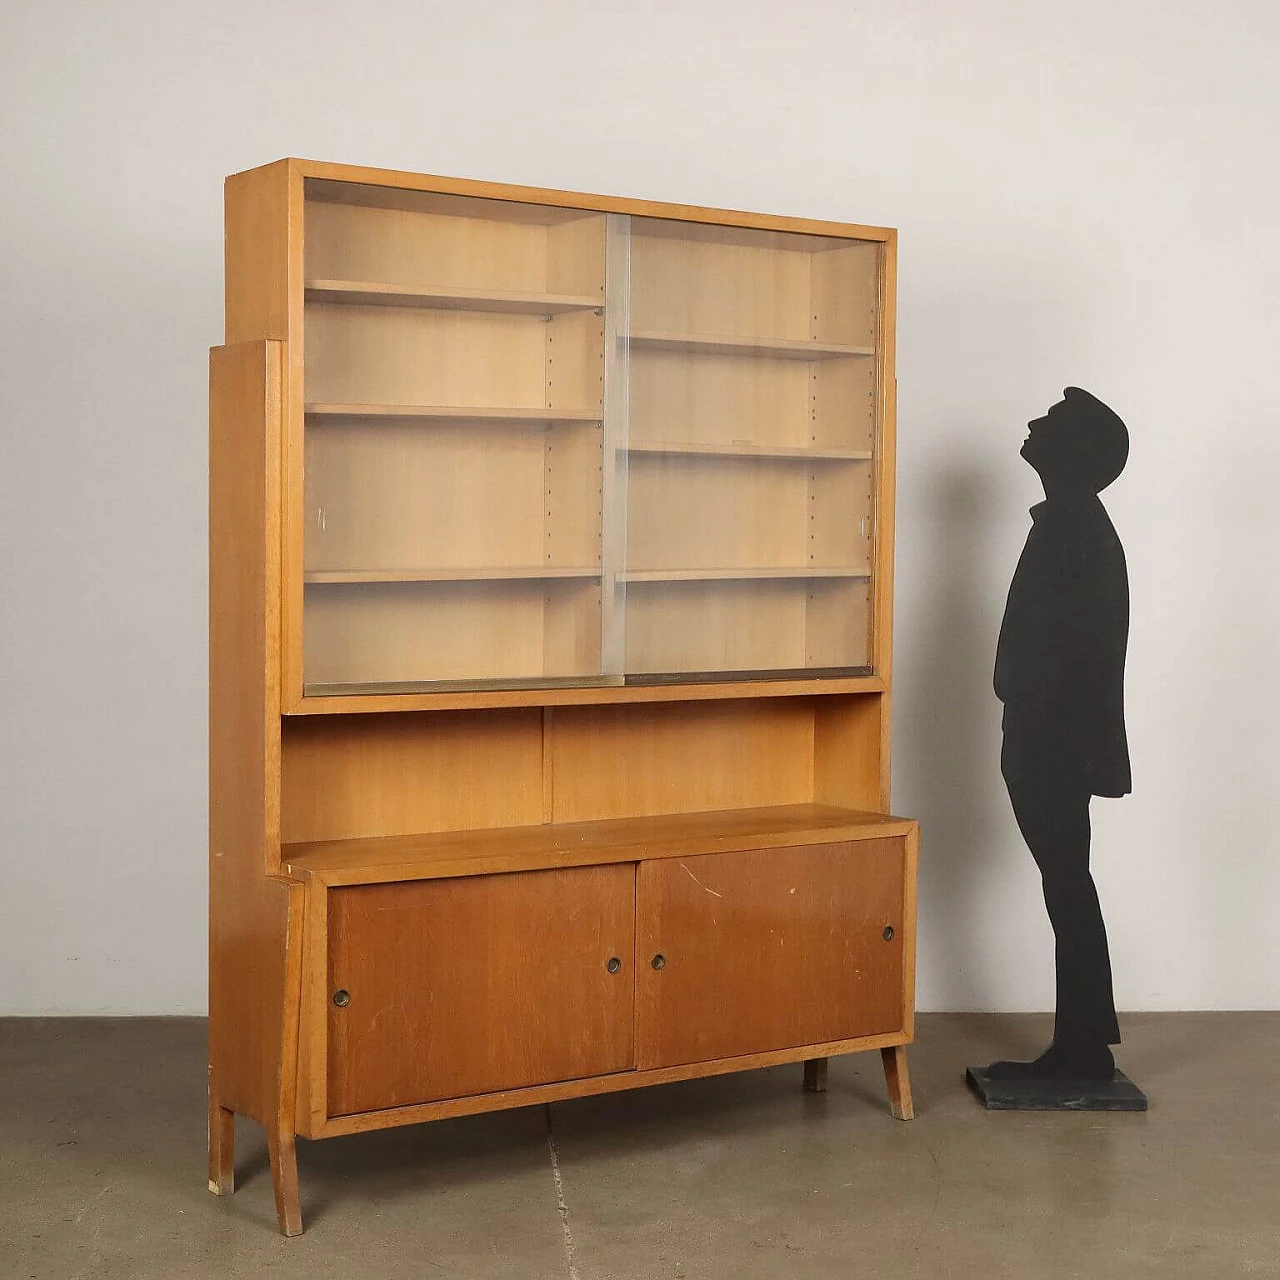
[{"x1": 1058, "y1": 387, "x2": 1128, "y2": 492}]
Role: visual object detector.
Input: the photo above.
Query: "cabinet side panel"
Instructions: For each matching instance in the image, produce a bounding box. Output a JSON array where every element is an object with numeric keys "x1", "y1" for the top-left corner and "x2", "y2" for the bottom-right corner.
[
  {"x1": 209, "y1": 341, "x2": 300, "y2": 1129},
  {"x1": 813, "y1": 693, "x2": 887, "y2": 813},
  {"x1": 225, "y1": 162, "x2": 293, "y2": 343}
]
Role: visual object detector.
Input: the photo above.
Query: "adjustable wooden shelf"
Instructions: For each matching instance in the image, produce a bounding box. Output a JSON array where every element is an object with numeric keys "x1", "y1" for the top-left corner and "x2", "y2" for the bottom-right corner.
[{"x1": 209, "y1": 158, "x2": 918, "y2": 1235}]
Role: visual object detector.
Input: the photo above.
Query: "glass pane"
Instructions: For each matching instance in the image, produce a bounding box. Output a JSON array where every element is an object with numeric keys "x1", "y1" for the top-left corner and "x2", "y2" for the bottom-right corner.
[
  {"x1": 620, "y1": 218, "x2": 879, "y2": 679},
  {"x1": 300, "y1": 180, "x2": 612, "y2": 693}
]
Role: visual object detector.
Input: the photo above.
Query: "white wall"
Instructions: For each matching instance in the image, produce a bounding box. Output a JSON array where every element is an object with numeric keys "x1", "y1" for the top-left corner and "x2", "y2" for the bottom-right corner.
[{"x1": 2, "y1": 0, "x2": 1276, "y2": 1014}]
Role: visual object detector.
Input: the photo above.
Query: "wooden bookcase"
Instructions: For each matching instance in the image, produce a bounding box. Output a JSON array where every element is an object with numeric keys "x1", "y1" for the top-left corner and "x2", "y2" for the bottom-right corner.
[{"x1": 209, "y1": 158, "x2": 919, "y2": 1236}]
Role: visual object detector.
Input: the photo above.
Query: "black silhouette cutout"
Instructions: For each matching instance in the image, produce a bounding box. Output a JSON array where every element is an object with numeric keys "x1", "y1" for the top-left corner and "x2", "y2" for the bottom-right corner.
[{"x1": 967, "y1": 388, "x2": 1145, "y2": 1107}]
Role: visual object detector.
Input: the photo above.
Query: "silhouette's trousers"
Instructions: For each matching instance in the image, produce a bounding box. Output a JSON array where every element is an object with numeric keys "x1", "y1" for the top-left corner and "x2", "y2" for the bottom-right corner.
[{"x1": 1001, "y1": 726, "x2": 1121, "y2": 1049}]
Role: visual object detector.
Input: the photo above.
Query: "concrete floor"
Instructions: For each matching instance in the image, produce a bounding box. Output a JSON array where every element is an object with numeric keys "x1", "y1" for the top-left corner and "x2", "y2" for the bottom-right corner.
[{"x1": 2, "y1": 1014, "x2": 1277, "y2": 1279}]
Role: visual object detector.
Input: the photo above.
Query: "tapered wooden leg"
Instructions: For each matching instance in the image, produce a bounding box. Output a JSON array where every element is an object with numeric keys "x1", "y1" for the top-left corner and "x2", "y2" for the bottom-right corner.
[
  {"x1": 208, "y1": 1095, "x2": 235, "y2": 1196},
  {"x1": 881, "y1": 1045, "x2": 914, "y2": 1120},
  {"x1": 803, "y1": 1057, "x2": 829, "y2": 1092},
  {"x1": 267, "y1": 1126, "x2": 303, "y2": 1236}
]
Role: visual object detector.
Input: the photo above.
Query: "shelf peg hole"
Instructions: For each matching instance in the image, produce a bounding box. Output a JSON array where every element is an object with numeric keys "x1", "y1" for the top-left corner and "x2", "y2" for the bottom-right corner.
[
  {"x1": 882, "y1": 926, "x2": 895, "y2": 942},
  {"x1": 606, "y1": 956, "x2": 622, "y2": 974},
  {"x1": 651, "y1": 953, "x2": 666, "y2": 970},
  {"x1": 332, "y1": 989, "x2": 351, "y2": 1007}
]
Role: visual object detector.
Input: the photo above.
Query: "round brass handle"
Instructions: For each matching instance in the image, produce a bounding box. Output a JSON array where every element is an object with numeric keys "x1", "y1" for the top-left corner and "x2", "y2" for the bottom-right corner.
[
  {"x1": 606, "y1": 956, "x2": 622, "y2": 974},
  {"x1": 332, "y1": 989, "x2": 351, "y2": 1007},
  {"x1": 651, "y1": 953, "x2": 666, "y2": 971},
  {"x1": 882, "y1": 926, "x2": 895, "y2": 942}
]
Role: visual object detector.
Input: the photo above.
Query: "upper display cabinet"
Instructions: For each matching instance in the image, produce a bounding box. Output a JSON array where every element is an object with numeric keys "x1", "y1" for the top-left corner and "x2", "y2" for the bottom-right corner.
[{"x1": 223, "y1": 161, "x2": 896, "y2": 706}]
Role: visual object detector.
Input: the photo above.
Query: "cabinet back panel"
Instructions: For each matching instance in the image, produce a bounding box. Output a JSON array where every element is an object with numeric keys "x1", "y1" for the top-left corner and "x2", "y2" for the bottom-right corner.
[
  {"x1": 624, "y1": 580, "x2": 808, "y2": 674},
  {"x1": 306, "y1": 178, "x2": 596, "y2": 223},
  {"x1": 280, "y1": 710, "x2": 544, "y2": 842},
  {"x1": 304, "y1": 580, "x2": 601, "y2": 686},
  {"x1": 619, "y1": 578, "x2": 868, "y2": 675},
  {"x1": 545, "y1": 215, "x2": 607, "y2": 298},
  {"x1": 306, "y1": 199, "x2": 551, "y2": 294},
  {"x1": 631, "y1": 226, "x2": 813, "y2": 340},
  {"x1": 305, "y1": 305, "x2": 548, "y2": 409},
  {"x1": 627, "y1": 455, "x2": 809, "y2": 571},
  {"x1": 549, "y1": 699, "x2": 813, "y2": 822},
  {"x1": 304, "y1": 420, "x2": 551, "y2": 573},
  {"x1": 628, "y1": 349, "x2": 810, "y2": 447}
]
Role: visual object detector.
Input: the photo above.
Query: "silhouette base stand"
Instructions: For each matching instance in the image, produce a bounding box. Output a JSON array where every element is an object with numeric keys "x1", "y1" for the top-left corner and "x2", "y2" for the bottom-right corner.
[{"x1": 966, "y1": 1065, "x2": 1147, "y2": 1112}]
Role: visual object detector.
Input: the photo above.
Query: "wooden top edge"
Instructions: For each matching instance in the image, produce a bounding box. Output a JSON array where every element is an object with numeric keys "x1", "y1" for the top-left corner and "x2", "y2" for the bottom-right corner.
[{"x1": 226, "y1": 158, "x2": 896, "y2": 242}]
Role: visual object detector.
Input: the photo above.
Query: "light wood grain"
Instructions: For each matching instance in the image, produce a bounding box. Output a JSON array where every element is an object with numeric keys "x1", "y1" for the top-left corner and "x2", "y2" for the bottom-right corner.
[
  {"x1": 628, "y1": 347, "x2": 811, "y2": 450},
  {"x1": 621, "y1": 580, "x2": 804, "y2": 676},
  {"x1": 627, "y1": 453, "x2": 810, "y2": 573},
  {"x1": 804, "y1": 580, "x2": 872, "y2": 670},
  {"x1": 811, "y1": 358, "x2": 877, "y2": 453},
  {"x1": 305, "y1": 305, "x2": 551, "y2": 410},
  {"x1": 630, "y1": 220, "x2": 821, "y2": 344},
  {"x1": 813, "y1": 694, "x2": 888, "y2": 812},
  {"x1": 810, "y1": 241, "x2": 879, "y2": 348},
  {"x1": 550, "y1": 700, "x2": 816, "y2": 823},
  {"x1": 302, "y1": 579, "x2": 601, "y2": 687},
  {"x1": 305, "y1": 177, "x2": 597, "y2": 225},
  {"x1": 306, "y1": 195, "x2": 553, "y2": 294},
  {"x1": 304, "y1": 418, "x2": 553, "y2": 577},
  {"x1": 280, "y1": 708, "x2": 544, "y2": 843}
]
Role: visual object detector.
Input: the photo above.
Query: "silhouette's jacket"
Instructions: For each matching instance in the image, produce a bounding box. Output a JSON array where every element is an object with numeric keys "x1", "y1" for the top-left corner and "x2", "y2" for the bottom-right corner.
[{"x1": 988, "y1": 387, "x2": 1131, "y2": 1083}]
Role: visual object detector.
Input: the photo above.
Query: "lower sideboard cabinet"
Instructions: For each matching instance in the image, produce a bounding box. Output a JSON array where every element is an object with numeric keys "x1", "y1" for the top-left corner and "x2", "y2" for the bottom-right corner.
[{"x1": 290, "y1": 826, "x2": 917, "y2": 1135}]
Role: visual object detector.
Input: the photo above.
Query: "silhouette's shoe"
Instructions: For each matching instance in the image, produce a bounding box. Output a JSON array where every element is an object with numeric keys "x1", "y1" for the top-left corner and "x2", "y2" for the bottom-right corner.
[{"x1": 985, "y1": 1043, "x2": 1115, "y2": 1081}]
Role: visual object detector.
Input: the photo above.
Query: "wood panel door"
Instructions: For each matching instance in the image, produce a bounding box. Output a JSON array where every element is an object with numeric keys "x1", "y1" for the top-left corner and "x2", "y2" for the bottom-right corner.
[
  {"x1": 327, "y1": 865, "x2": 634, "y2": 1115},
  {"x1": 635, "y1": 840, "x2": 906, "y2": 1069}
]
